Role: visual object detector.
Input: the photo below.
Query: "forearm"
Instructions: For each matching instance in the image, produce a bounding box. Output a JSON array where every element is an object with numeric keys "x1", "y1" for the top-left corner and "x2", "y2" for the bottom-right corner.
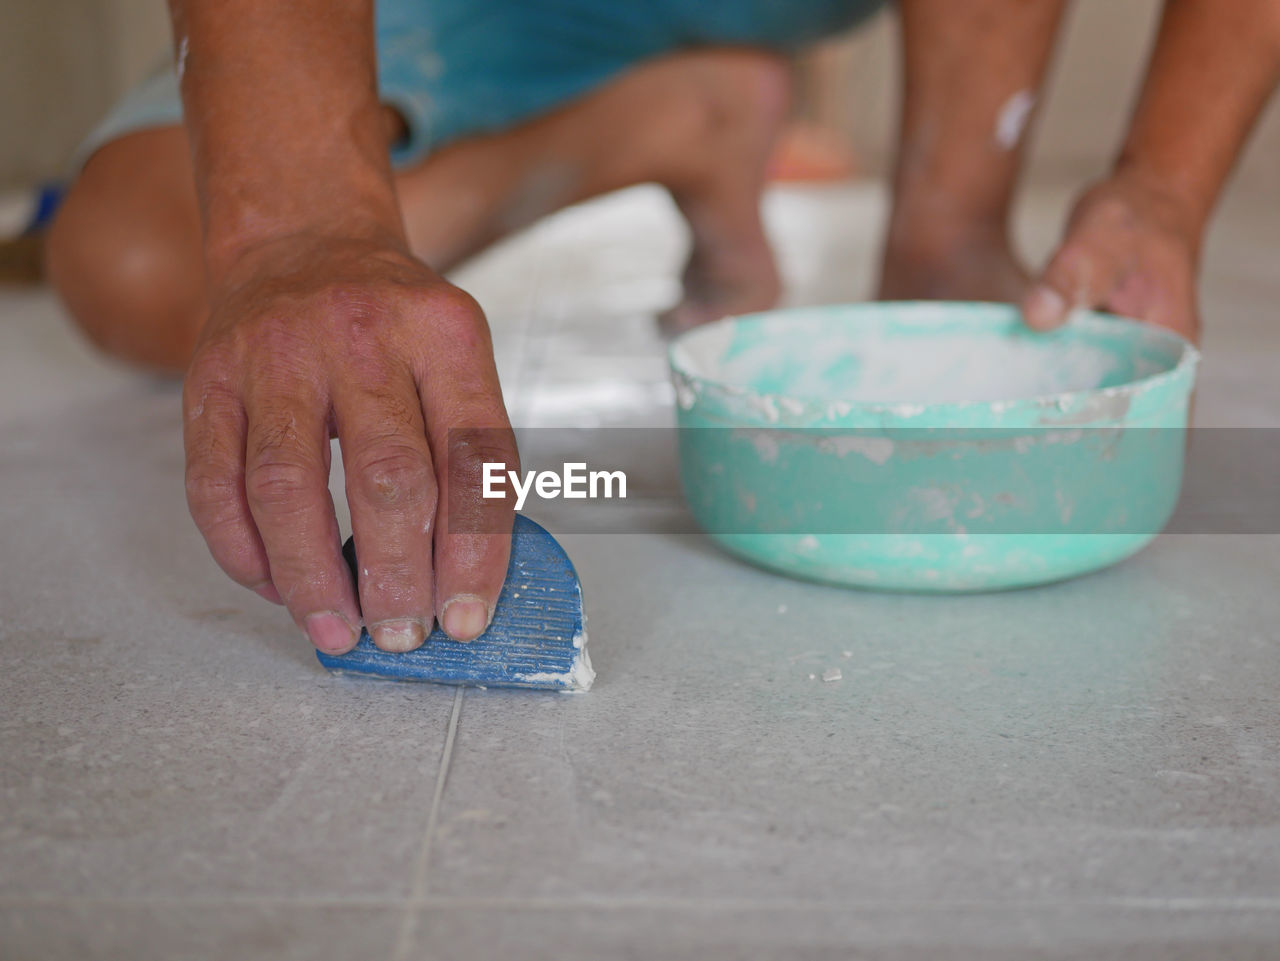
[
  {"x1": 169, "y1": 0, "x2": 405, "y2": 283},
  {"x1": 1113, "y1": 0, "x2": 1280, "y2": 238},
  {"x1": 888, "y1": 0, "x2": 1068, "y2": 250}
]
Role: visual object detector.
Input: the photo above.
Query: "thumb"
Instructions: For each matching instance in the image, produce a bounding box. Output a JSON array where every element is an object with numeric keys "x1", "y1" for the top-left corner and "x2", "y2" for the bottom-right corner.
[{"x1": 1022, "y1": 235, "x2": 1128, "y2": 331}]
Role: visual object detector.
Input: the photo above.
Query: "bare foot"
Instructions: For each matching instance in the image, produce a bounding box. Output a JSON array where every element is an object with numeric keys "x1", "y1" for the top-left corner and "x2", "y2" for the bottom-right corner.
[
  {"x1": 658, "y1": 229, "x2": 782, "y2": 336},
  {"x1": 877, "y1": 224, "x2": 1031, "y2": 305},
  {"x1": 659, "y1": 53, "x2": 791, "y2": 335}
]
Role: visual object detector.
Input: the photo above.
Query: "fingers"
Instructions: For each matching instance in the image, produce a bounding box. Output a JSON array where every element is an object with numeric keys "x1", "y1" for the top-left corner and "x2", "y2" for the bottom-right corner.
[
  {"x1": 414, "y1": 292, "x2": 517, "y2": 642},
  {"x1": 335, "y1": 374, "x2": 438, "y2": 652},
  {"x1": 185, "y1": 272, "x2": 518, "y2": 655},
  {"x1": 183, "y1": 375, "x2": 279, "y2": 605},
  {"x1": 242, "y1": 378, "x2": 361, "y2": 655},
  {"x1": 433, "y1": 427, "x2": 518, "y2": 641},
  {"x1": 1022, "y1": 216, "x2": 1133, "y2": 331},
  {"x1": 1022, "y1": 220, "x2": 1198, "y2": 341}
]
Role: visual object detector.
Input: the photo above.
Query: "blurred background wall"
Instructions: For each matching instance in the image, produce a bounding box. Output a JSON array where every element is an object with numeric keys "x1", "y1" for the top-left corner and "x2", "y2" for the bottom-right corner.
[
  {"x1": 802, "y1": 0, "x2": 1279, "y2": 193},
  {"x1": 2, "y1": 0, "x2": 170, "y2": 185},
  {"x1": 2, "y1": 0, "x2": 1276, "y2": 192}
]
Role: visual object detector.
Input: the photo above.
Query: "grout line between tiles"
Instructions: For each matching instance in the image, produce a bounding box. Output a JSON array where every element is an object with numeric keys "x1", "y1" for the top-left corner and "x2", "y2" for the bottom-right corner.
[
  {"x1": 390, "y1": 687, "x2": 464, "y2": 961},
  {"x1": 4, "y1": 894, "x2": 1279, "y2": 914}
]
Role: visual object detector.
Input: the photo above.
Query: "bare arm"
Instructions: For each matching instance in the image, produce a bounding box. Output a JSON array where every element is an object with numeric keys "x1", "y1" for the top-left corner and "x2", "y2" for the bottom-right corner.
[
  {"x1": 1114, "y1": 0, "x2": 1278, "y2": 246},
  {"x1": 1023, "y1": 0, "x2": 1280, "y2": 336},
  {"x1": 175, "y1": 0, "x2": 518, "y2": 654},
  {"x1": 170, "y1": 0, "x2": 403, "y2": 278}
]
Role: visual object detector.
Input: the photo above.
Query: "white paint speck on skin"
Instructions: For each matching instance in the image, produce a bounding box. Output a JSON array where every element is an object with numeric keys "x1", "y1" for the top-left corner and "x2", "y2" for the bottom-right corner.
[
  {"x1": 176, "y1": 35, "x2": 189, "y2": 82},
  {"x1": 995, "y1": 89, "x2": 1035, "y2": 149}
]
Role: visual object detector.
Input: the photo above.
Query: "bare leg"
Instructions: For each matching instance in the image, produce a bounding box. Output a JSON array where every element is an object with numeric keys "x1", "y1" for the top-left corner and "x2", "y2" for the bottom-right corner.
[
  {"x1": 48, "y1": 48, "x2": 790, "y2": 372},
  {"x1": 46, "y1": 128, "x2": 207, "y2": 369},
  {"x1": 877, "y1": 0, "x2": 1067, "y2": 304},
  {"x1": 398, "y1": 48, "x2": 789, "y2": 329}
]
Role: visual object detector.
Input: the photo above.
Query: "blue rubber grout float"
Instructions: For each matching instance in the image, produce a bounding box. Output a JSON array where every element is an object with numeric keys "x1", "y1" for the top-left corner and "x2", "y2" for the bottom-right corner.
[{"x1": 316, "y1": 514, "x2": 594, "y2": 691}]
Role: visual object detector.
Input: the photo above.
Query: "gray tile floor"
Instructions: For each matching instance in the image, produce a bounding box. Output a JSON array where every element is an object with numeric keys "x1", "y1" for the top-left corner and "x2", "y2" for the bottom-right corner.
[{"x1": 2, "y1": 182, "x2": 1278, "y2": 960}]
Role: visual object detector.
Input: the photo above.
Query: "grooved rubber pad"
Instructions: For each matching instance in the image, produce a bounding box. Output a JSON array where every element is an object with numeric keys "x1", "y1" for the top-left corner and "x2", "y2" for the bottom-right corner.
[{"x1": 316, "y1": 514, "x2": 593, "y2": 691}]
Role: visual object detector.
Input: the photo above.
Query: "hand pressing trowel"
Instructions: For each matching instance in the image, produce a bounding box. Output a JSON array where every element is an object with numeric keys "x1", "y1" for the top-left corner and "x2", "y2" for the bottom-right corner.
[{"x1": 316, "y1": 514, "x2": 594, "y2": 691}]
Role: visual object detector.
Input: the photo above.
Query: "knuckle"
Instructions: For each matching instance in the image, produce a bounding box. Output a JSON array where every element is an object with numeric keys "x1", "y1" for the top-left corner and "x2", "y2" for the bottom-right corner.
[
  {"x1": 1050, "y1": 242, "x2": 1098, "y2": 281},
  {"x1": 350, "y1": 445, "x2": 435, "y2": 509},
  {"x1": 245, "y1": 457, "x2": 315, "y2": 511},
  {"x1": 185, "y1": 342, "x2": 238, "y2": 396},
  {"x1": 354, "y1": 558, "x2": 422, "y2": 599},
  {"x1": 250, "y1": 314, "x2": 309, "y2": 357},
  {"x1": 433, "y1": 284, "x2": 483, "y2": 320},
  {"x1": 340, "y1": 345, "x2": 401, "y2": 392},
  {"x1": 422, "y1": 287, "x2": 488, "y2": 343},
  {"x1": 185, "y1": 464, "x2": 240, "y2": 516},
  {"x1": 321, "y1": 283, "x2": 389, "y2": 336},
  {"x1": 214, "y1": 303, "x2": 309, "y2": 361},
  {"x1": 183, "y1": 379, "x2": 240, "y2": 430},
  {"x1": 1074, "y1": 192, "x2": 1135, "y2": 237},
  {"x1": 248, "y1": 405, "x2": 306, "y2": 456},
  {"x1": 320, "y1": 289, "x2": 410, "y2": 374},
  {"x1": 1090, "y1": 194, "x2": 1133, "y2": 223},
  {"x1": 449, "y1": 432, "x2": 518, "y2": 486}
]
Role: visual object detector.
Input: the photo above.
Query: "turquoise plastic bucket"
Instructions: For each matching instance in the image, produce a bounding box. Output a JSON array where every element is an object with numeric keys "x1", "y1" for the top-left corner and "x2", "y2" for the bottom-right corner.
[{"x1": 667, "y1": 302, "x2": 1199, "y2": 592}]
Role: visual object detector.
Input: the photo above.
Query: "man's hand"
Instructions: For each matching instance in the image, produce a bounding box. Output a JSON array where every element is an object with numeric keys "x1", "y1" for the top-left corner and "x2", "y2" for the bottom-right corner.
[
  {"x1": 169, "y1": 1, "x2": 524, "y2": 653},
  {"x1": 182, "y1": 235, "x2": 517, "y2": 654},
  {"x1": 882, "y1": 0, "x2": 1277, "y2": 344},
  {"x1": 1022, "y1": 169, "x2": 1200, "y2": 342}
]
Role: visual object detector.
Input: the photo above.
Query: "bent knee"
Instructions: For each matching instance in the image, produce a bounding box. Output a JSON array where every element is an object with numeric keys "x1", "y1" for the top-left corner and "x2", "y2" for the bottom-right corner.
[
  {"x1": 641, "y1": 50, "x2": 792, "y2": 191},
  {"x1": 681, "y1": 50, "x2": 792, "y2": 142},
  {"x1": 46, "y1": 138, "x2": 204, "y2": 372}
]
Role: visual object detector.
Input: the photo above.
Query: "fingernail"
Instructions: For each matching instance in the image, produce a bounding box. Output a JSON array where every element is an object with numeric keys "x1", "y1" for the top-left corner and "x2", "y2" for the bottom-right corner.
[
  {"x1": 442, "y1": 595, "x2": 490, "y2": 642},
  {"x1": 370, "y1": 618, "x2": 428, "y2": 653},
  {"x1": 304, "y1": 611, "x2": 359, "y2": 654},
  {"x1": 253, "y1": 581, "x2": 283, "y2": 605},
  {"x1": 1026, "y1": 286, "x2": 1067, "y2": 328}
]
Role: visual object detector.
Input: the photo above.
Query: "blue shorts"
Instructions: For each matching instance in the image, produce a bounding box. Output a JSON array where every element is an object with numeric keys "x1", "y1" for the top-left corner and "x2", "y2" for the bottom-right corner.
[{"x1": 77, "y1": 0, "x2": 883, "y2": 170}]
